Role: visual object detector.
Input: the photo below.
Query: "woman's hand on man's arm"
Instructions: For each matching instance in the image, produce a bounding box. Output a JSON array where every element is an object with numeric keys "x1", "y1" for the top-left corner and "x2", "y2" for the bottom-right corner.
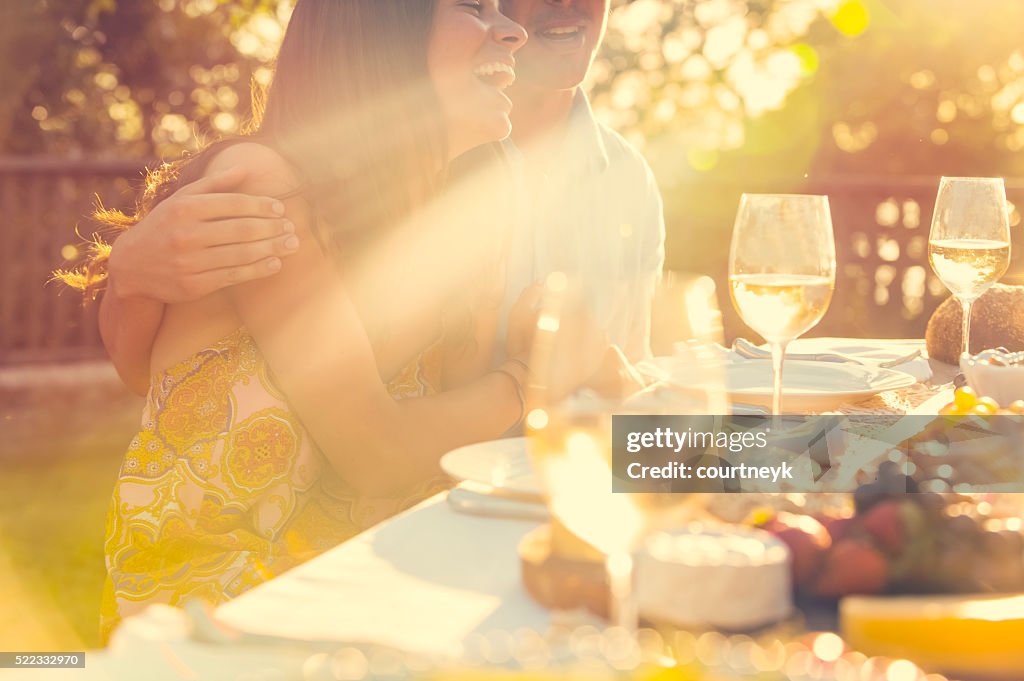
[{"x1": 99, "y1": 165, "x2": 301, "y2": 394}]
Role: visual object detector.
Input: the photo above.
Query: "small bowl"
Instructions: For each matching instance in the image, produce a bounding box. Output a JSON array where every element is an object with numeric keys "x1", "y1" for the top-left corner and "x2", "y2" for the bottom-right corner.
[{"x1": 960, "y1": 352, "x2": 1024, "y2": 406}]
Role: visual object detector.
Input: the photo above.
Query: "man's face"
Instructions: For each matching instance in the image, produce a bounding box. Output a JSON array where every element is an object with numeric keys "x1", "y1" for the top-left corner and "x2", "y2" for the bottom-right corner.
[{"x1": 502, "y1": 0, "x2": 611, "y2": 91}]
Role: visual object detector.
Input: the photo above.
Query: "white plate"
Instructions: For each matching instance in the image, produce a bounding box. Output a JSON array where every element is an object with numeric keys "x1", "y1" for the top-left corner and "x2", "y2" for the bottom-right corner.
[
  {"x1": 637, "y1": 357, "x2": 917, "y2": 413},
  {"x1": 440, "y1": 437, "x2": 542, "y2": 497}
]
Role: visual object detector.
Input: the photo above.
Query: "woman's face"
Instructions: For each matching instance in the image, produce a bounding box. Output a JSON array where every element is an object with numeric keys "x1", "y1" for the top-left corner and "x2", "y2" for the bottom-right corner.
[{"x1": 428, "y1": 0, "x2": 527, "y2": 158}]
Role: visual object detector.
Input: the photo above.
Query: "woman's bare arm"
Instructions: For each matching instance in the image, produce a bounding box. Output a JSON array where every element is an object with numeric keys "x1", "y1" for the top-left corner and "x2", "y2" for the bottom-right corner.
[
  {"x1": 98, "y1": 286, "x2": 165, "y2": 395},
  {"x1": 99, "y1": 167, "x2": 299, "y2": 394},
  {"x1": 209, "y1": 143, "x2": 524, "y2": 497}
]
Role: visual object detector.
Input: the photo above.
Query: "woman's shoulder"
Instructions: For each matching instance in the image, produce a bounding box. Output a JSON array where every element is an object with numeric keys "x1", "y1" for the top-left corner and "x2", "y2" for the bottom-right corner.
[{"x1": 204, "y1": 140, "x2": 304, "y2": 197}]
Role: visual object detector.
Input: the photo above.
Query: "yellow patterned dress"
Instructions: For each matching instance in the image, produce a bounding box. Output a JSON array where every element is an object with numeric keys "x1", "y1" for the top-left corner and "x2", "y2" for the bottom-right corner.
[{"x1": 100, "y1": 327, "x2": 446, "y2": 642}]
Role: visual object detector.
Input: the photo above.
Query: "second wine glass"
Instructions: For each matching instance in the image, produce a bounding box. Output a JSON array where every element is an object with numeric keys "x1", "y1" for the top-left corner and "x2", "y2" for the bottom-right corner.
[
  {"x1": 728, "y1": 194, "x2": 836, "y2": 415},
  {"x1": 927, "y1": 176, "x2": 1011, "y2": 357}
]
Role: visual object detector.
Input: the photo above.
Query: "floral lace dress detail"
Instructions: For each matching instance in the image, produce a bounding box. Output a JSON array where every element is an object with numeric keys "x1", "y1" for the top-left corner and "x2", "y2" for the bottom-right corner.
[{"x1": 100, "y1": 328, "x2": 447, "y2": 642}]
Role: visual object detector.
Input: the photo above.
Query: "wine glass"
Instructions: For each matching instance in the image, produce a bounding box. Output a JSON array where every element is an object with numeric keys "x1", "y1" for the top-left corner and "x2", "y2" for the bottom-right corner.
[
  {"x1": 728, "y1": 194, "x2": 836, "y2": 416},
  {"x1": 524, "y1": 272, "x2": 726, "y2": 633},
  {"x1": 927, "y1": 177, "x2": 1011, "y2": 356}
]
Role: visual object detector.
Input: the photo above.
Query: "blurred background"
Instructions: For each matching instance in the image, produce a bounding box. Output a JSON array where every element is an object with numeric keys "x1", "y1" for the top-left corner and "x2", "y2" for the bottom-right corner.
[{"x1": 2, "y1": 0, "x2": 1024, "y2": 651}]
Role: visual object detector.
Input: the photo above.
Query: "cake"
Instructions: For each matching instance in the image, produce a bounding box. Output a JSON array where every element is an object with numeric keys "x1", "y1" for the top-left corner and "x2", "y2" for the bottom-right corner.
[
  {"x1": 926, "y1": 284, "x2": 1024, "y2": 364},
  {"x1": 522, "y1": 522, "x2": 793, "y2": 630},
  {"x1": 635, "y1": 525, "x2": 793, "y2": 630}
]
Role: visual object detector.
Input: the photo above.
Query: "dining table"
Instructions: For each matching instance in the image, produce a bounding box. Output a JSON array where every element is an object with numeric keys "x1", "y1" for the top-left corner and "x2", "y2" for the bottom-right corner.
[
  {"x1": 221, "y1": 340, "x2": 965, "y2": 660},
  {"x1": 3, "y1": 338, "x2": 964, "y2": 680},
  {"x1": 215, "y1": 341, "x2": 954, "y2": 652}
]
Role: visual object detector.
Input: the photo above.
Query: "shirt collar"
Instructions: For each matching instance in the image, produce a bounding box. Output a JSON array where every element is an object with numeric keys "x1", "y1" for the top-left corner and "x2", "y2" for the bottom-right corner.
[{"x1": 563, "y1": 91, "x2": 610, "y2": 174}]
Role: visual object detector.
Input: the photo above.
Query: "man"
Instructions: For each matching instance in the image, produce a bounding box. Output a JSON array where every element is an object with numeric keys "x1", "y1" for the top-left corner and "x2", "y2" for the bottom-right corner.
[
  {"x1": 100, "y1": 0, "x2": 664, "y2": 394},
  {"x1": 499, "y1": 0, "x2": 664, "y2": 361}
]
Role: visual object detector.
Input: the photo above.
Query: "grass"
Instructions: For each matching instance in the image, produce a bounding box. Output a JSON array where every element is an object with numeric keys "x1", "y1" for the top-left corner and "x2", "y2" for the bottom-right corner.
[{"x1": 0, "y1": 376, "x2": 142, "y2": 650}]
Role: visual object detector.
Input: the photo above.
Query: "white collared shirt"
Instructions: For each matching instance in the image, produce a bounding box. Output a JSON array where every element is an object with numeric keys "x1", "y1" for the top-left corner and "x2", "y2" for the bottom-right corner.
[{"x1": 500, "y1": 91, "x2": 666, "y2": 361}]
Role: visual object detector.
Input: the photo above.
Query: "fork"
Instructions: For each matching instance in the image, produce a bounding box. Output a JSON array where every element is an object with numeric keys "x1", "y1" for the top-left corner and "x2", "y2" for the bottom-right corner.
[{"x1": 731, "y1": 338, "x2": 922, "y2": 368}]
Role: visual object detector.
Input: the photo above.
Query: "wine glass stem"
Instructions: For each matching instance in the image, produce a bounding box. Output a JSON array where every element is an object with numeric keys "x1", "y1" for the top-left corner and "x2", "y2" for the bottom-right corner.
[
  {"x1": 606, "y1": 552, "x2": 637, "y2": 633},
  {"x1": 960, "y1": 299, "x2": 974, "y2": 356},
  {"x1": 770, "y1": 341, "x2": 789, "y2": 417}
]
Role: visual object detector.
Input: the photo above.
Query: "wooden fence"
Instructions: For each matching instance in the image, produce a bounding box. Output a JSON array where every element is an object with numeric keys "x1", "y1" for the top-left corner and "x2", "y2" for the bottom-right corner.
[
  {"x1": 1, "y1": 157, "x2": 1023, "y2": 365},
  {"x1": 0, "y1": 157, "x2": 149, "y2": 365}
]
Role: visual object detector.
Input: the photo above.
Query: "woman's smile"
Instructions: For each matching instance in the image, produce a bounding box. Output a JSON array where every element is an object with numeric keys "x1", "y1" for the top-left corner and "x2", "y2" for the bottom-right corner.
[
  {"x1": 472, "y1": 60, "x2": 516, "y2": 89},
  {"x1": 429, "y1": 0, "x2": 527, "y2": 155},
  {"x1": 471, "y1": 58, "x2": 517, "y2": 113}
]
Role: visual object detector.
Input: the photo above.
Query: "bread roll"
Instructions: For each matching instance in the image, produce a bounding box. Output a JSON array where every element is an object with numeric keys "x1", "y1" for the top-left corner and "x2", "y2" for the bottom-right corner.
[{"x1": 926, "y1": 284, "x2": 1024, "y2": 364}]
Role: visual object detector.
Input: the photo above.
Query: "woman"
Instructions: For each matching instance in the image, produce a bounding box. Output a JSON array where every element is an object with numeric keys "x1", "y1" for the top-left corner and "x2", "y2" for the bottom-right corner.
[{"x1": 61, "y1": 0, "x2": 529, "y2": 640}]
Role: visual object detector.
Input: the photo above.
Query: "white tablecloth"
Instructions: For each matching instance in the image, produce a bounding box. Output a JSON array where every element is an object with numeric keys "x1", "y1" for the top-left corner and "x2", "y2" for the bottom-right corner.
[{"x1": 216, "y1": 494, "x2": 546, "y2": 659}]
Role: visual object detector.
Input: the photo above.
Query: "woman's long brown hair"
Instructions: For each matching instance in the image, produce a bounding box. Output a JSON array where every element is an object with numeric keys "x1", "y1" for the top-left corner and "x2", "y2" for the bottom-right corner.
[{"x1": 58, "y1": 0, "x2": 446, "y2": 297}]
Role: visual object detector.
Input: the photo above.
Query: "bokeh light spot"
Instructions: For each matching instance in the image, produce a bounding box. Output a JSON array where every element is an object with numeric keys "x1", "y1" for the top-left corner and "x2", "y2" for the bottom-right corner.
[
  {"x1": 1011, "y1": 102, "x2": 1024, "y2": 125},
  {"x1": 812, "y1": 632, "x2": 844, "y2": 662},
  {"x1": 831, "y1": 0, "x2": 870, "y2": 37},
  {"x1": 909, "y1": 70, "x2": 936, "y2": 89},
  {"x1": 526, "y1": 409, "x2": 548, "y2": 431},
  {"x1": 886, "y1": 659, "x2": 922, "y2": 681},
  {"x1": 790, "y1": 43, "x2": 819, "y2": 76},
  {"x1": 936, "y1": 99, "x2": 957, "y2": 123}
]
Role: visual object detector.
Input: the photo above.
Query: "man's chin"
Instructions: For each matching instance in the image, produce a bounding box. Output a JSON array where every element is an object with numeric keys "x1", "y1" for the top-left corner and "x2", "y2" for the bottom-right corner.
[
  {"x1": 515, "y1": 70, "x2": 588, "y2": 93},
  {"x1": 515, "y1": 59, "x2": 591, "y2": 93}
]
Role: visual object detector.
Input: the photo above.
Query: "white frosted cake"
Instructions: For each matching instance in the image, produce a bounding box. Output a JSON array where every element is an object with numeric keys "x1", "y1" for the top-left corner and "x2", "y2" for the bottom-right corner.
[{"x1": 635, "y1": 525, "x2": 793, "y2": 630}]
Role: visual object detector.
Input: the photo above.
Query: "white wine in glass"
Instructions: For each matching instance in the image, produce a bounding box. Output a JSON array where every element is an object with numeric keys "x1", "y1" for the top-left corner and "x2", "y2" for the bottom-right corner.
[
  {"x1": 525, "y1": 272, "x2": 726, "y2": 633},
  {"x1": 729, "y1": 274, "x2": 834, "y2": 344},
  {"x1": 927, "y1": 177, "x2": 1011, "y2": 355},
  {"x1": 728, "y1": 194, "x2": 836, "y2": 415}
]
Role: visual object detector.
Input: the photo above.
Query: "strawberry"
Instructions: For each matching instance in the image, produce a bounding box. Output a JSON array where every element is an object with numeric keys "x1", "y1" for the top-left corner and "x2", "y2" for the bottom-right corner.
[
  {"x1": 815, "y1": 538, "x2": 889, "y2": 597},
  {"x1": 860, "y1": 499, "x2": 905, "y2": 555},
  {"x1": 760, "y1": 512, "x2": 832, "y2": 587}
]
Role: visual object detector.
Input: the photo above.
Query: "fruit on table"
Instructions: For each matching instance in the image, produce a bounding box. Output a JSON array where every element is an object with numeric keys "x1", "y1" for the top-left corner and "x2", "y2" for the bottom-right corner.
[
  {"x1": 859, "y1": 500, "x2": 906, "y2": 554},
  {"x1": 941, "y1": 385, "x2": 1024, "y2": 415},
  {"x1": 815, "y1": 538, "x2": 888, "y2": 597},
  {"x1": 841, "y1": 593, "x2": 1024, "y2": 678},
  {"x1": 853, "y1": 462, "x2": 919, "y2": 515},
  {"x1": 757, "y1": 512, "x2": 831, "y2": 585},
  {"x1": 746, "y1": 402, "x2": 1024, "y2": 597},
  {"x1": 911, "y1": 387, "x2": 1024, "y2": 493},
  {"x1": 954, "y1": 385, "x2": 979, "y2": 411},
  {"x1": 819, "y1": 515, "x2": 854, "y2": 544},
  {"x1": 756, "y1": 491, "x2": 1024, "y2": 596}
]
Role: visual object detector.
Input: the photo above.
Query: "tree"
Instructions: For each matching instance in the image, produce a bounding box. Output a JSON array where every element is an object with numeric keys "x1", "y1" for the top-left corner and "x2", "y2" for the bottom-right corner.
[{"x1": 0, "y1": 0, "x2": 288, "y2": 159}]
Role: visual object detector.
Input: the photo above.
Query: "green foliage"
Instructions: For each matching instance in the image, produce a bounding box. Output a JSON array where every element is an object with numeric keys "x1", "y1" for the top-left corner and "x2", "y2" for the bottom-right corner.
[{"x1": 0, "y1": 0, "x2": 289, "y2": 159}]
